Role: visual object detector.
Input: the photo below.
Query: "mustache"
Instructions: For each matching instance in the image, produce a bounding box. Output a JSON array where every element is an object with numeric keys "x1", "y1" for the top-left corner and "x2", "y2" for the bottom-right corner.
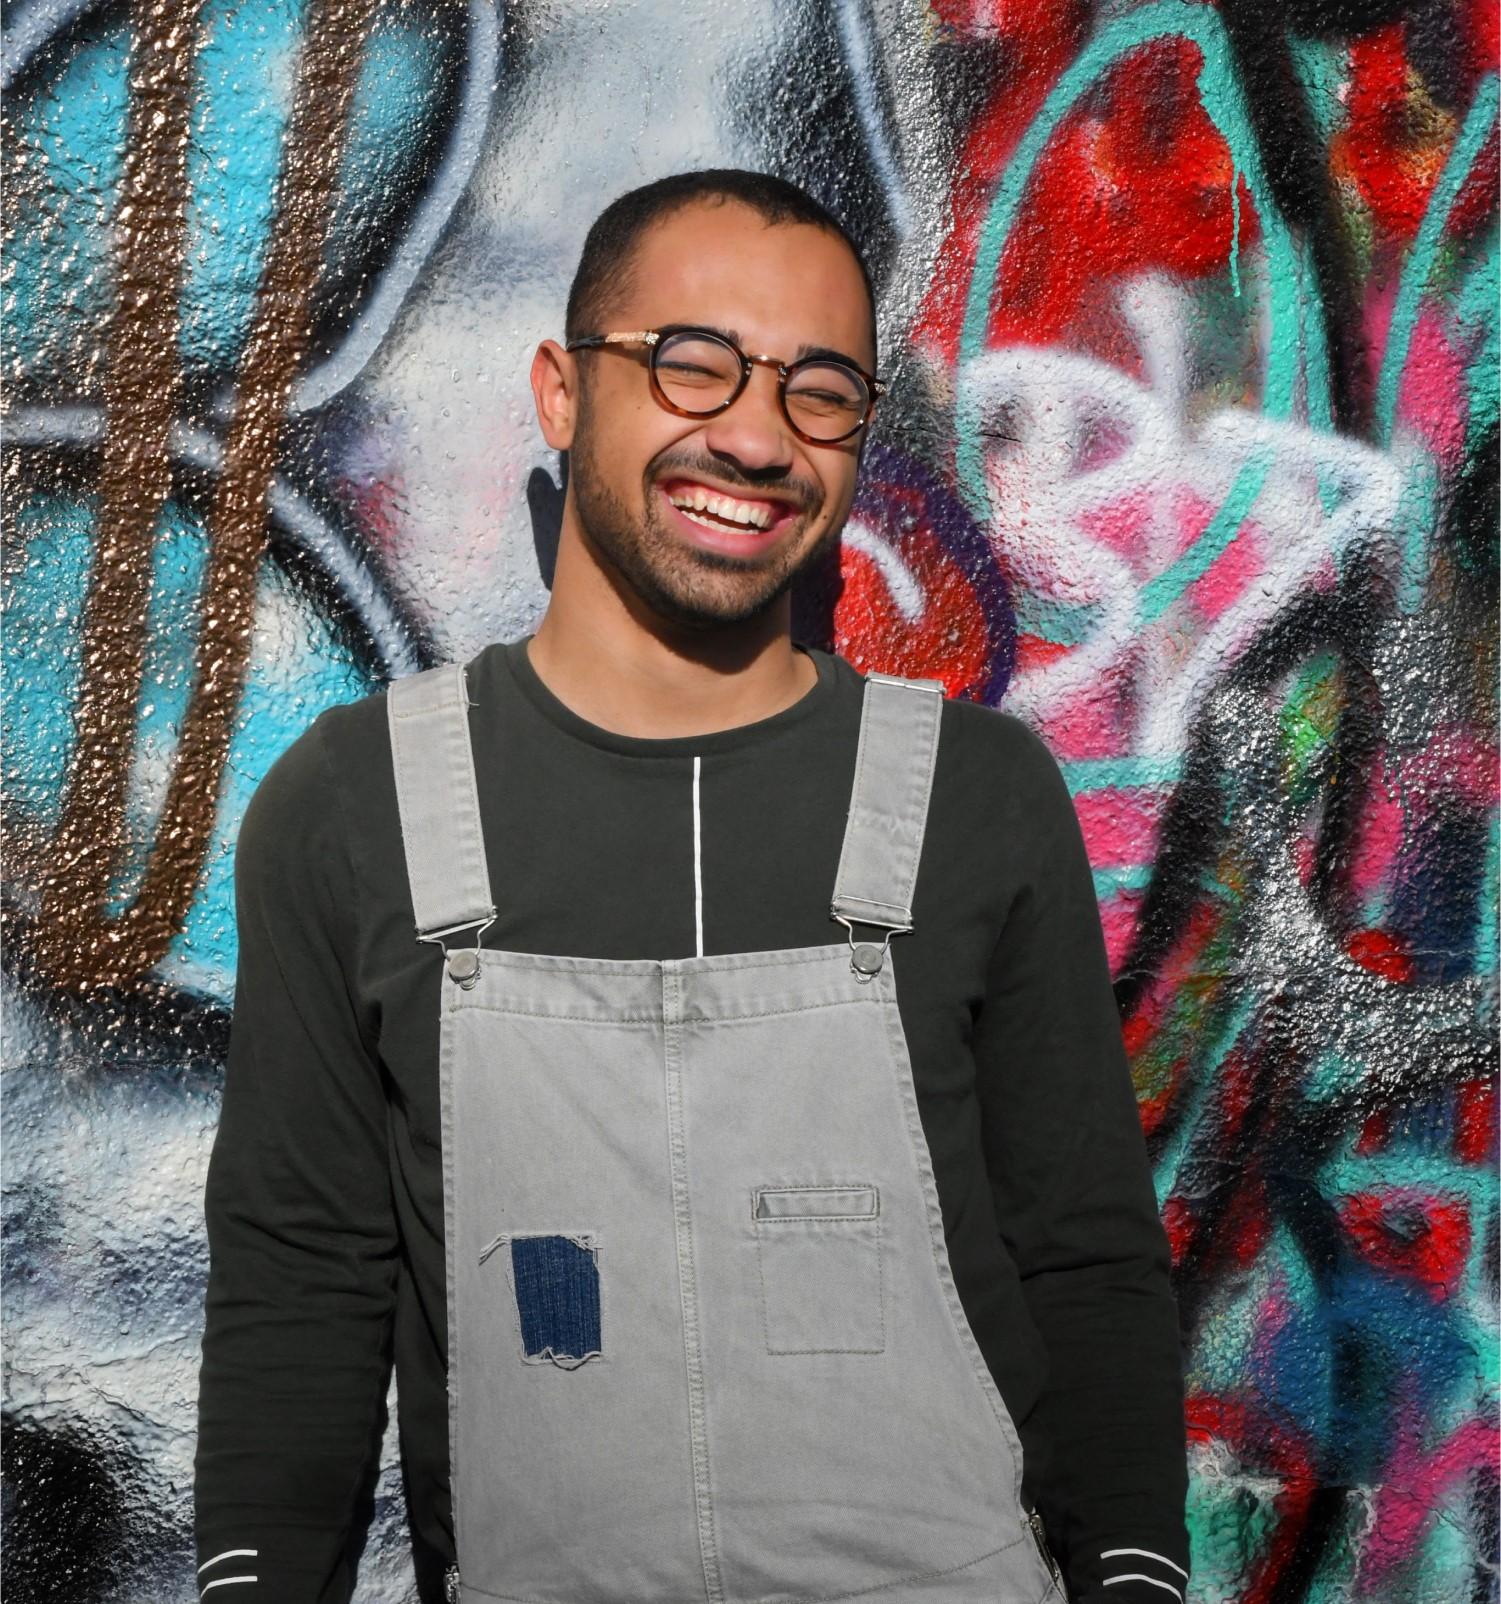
[{"x1": 648, "y1": 451, "x2": 820, "y2": 513}]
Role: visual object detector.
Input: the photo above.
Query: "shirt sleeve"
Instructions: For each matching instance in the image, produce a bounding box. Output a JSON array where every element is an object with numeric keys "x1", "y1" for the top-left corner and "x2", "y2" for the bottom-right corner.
[
  {"x1": 972, "y1": 716, "x2": 1191, "y2": 1604},
  {"x1": 194, "y1": 708, "x2": 398, "y2": 1604}
]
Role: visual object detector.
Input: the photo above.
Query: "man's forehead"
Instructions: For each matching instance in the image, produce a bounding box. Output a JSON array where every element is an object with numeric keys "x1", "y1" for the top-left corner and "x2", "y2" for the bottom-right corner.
[{"x1": 614, "y1": 204, "x2": 875, "y2": 362}]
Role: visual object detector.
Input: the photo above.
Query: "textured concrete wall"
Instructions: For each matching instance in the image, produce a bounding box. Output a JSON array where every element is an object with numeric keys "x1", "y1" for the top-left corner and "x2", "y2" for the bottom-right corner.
[{"x1": 3, "y1": 2, "x2": 1496, "y2": 1600}]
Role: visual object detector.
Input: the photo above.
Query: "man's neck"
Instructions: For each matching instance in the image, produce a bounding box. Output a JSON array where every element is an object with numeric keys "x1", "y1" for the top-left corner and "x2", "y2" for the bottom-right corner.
[{"x1": 526, "y1": 593, "x2": 817, "y2": 743}]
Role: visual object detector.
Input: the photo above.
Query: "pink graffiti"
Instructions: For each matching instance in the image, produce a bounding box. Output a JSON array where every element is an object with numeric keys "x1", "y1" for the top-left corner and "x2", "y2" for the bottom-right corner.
[{"x1": 1358, "y1": 1400, "x2": 1497, "y2": 1589}]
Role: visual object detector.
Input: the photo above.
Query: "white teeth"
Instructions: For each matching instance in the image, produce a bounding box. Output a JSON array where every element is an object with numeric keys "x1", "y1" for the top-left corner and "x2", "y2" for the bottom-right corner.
[
  {"x1": 667, "y1": 486, "x2": 776, "y2": 531},
  {"x1": 680, "y1": 508, "x2": 724, "y2": 531}
]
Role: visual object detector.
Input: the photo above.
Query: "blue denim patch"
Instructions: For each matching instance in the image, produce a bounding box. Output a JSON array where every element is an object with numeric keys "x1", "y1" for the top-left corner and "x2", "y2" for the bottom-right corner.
[{"x1": 510, "y1": 1235, "x2": 601, "y2": 1364}]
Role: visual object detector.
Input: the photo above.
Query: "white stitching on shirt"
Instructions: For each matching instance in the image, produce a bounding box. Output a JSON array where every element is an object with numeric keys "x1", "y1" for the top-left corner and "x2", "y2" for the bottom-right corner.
[
  {"x1": 692, "y1": 755, "x2": 704, "y2": 958},
  {"x1": 1101, "y1": 1547, "x2": 1190, "y2": 1580},
  {"x1": 1102, "y1": 1575, "x2": 1183, "y2": 1601},
  {"x1": 198, "y1": 1550, "x2": 258, "y2": 1575}
]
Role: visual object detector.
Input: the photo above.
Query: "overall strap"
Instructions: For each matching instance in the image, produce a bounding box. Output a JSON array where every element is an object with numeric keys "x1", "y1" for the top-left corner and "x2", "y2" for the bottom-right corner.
[
  {"x1": 830, "y1": 669, "x2": 945, "y2": 980},
  {"x1": 387, "y1": 661, "x2": 496, "y2": 987}
]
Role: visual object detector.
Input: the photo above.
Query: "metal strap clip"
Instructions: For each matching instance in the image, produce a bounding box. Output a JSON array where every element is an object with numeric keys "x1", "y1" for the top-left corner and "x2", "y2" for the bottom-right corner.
[
  {"x1": 831, "y1": 912, "x2": 911, "y2": 983},
  {"x1": 418, "y1": 911, "x2": 497, "y2": 989}
]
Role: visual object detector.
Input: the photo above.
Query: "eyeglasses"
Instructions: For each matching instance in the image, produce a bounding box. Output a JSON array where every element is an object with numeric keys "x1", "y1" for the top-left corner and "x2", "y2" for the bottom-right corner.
[{"x1": 564, "y1": 325, "x2": 887, "y2": 445}]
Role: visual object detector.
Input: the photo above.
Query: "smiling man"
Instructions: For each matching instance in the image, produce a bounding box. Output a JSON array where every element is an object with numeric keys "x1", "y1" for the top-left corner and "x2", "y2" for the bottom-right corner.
[{"x1": 194, "y1": 171, "x2": 1190, "y2": 1604}]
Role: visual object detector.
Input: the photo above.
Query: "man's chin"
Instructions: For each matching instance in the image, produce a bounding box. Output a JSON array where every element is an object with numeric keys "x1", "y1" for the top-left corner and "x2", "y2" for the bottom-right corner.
[
  {"x1": 630, "y1": 519, "x2": 819, "y2": 627},
  {"x1": 572, "y1": 481, "x2": 835, "y2": 633},
  {"x1": 640, "y1": 573, "x2": 796, "y2": 632}
]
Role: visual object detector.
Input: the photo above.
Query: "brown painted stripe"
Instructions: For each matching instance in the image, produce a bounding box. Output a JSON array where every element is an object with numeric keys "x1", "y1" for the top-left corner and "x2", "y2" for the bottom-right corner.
[
  {"x1": 35, "y1": 0, "x2": 378, "y2": 992},
  {"x1": 33, "y1": 0, "x2": 203, "y2": 993}
]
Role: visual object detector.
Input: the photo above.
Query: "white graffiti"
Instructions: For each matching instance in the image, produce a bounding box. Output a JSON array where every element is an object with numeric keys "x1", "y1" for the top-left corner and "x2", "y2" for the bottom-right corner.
[{"x1": 962, "y1": 274, "x2": 1406, "y2": 753}]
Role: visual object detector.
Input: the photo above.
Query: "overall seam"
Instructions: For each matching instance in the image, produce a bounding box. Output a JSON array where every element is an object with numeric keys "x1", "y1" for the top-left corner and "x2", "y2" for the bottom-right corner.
[
  {"x1": 831, "y1": 679, "x2": 942, "y2": 926},
  {"x1": 451, "y1": 943, "x2": 850, "y2": 981},
  {"x1": 662, "y1": 967, "x2": 724, "y2": 1602},
  {"x1": 766, "y1": 1531, "x2": 1033, "y2": 1604},
  {"x1": 874, "y1": 951, "x2": 1027, "y2": 1515},
  {"x1": 453, "y1": 993, "x2": 871, "y2": 1027},
  {"x1": 388, "y1": 689, "x2": 421, "y2": 925},
  {"x1": 445, "y1": 666, "x2": 492, "y2": 917},
  {"x1": 445, "y1": 1008, "x2": 666, "y2": 1025},
  {"x1": 437, "y1": 987, "x2": 463, "y2": 1560},
  {"x1": 390, "y1": 664, "x2": 493, "y2": 936},
  {"x1": 889, "y1": 687, "x2": 941, "y2": 914},
  {"x1": 453, "y1": 1534, "x2": 1035, "y2": 1604},
  {"x1": 830, "y1": 676, "x2": 880, "y2": 911}
]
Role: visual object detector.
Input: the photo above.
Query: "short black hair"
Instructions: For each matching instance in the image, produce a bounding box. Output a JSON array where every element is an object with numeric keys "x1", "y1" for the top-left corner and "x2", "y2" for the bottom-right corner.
[{"x1": 564, "y1": 168, "x2": 877, "y2": 362}]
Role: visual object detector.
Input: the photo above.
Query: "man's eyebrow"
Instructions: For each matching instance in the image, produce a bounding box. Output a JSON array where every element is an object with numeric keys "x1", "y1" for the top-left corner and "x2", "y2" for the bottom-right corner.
[
  {"x1": 689, "y1": 325, "x2": 869, "y2": 370},
  {"x1": 791, "y1": 341, "x2": 866, "y2": 368}
]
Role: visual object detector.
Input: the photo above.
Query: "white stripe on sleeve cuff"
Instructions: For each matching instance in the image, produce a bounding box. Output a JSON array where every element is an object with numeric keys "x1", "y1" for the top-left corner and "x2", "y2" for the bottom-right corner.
[
  {"x1": 1102, "y1": 1575, "x2": 1182, "y2": 1601},
  {"x1": 1100, "y1": 1547, "x2": 1189, "y2": 1581},
  {"x1": 198, "y1": 1549, "x2": 258, "y2": 1575}
]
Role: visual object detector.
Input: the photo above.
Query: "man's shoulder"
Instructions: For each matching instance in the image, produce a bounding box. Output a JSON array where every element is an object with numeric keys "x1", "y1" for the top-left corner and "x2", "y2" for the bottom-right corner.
[
  {"x1": 823, "y1": 657, "x2": 1067, "y2": 799},
  {"x1": 932, "y1": 690, "x2": 1077, "y2": 837},
  {"x1": 238, "y1": 678, "x2": 397, "y2": 864},
  {"x1": 940, "y1": 692, "x2": 1059, "y2": 771}
]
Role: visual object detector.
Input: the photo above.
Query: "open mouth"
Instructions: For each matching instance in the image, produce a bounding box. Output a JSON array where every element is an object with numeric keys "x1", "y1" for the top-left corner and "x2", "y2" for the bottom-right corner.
[{"x1": 658, "y1": 478, "x2": 803, "y2": 555}]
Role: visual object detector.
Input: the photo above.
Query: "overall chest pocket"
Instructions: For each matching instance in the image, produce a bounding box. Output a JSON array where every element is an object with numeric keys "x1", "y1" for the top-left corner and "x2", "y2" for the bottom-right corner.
[{"x1": 752, "y1": 1185, "x2": 884, "y2": 1355}]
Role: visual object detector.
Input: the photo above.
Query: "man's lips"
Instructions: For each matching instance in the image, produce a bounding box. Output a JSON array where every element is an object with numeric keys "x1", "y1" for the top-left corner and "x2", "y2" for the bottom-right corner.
[
  {"x1": 656, "y1": 478, "x2": 805, "y2": 556},
  {"x1": 659, "y1": 477, "x2": 799, "y2": 528}
]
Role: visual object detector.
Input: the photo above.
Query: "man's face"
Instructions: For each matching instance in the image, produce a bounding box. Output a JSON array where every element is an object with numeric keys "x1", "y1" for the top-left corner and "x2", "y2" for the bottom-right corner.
[{"x1": 562, "y1": 201, "x2": 875, "y2": 631}]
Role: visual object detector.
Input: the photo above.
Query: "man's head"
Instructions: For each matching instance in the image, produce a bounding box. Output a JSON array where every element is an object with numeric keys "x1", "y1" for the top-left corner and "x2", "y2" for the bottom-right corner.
[{"x1": 531, "y1": 170, "x2": 879, "y2": 634}]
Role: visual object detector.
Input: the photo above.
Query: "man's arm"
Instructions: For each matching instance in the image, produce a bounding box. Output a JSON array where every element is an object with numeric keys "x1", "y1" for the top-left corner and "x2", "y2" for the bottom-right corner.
[
  {"x1": 973, "y1": 717, "x2": 1190, "y2": 1604},
  {"x1": 195, "y1": 710, "x2": 398, "y2": 1603}
]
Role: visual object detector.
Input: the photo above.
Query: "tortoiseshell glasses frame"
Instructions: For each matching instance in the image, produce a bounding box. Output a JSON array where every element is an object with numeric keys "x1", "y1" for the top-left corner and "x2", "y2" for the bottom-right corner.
[{"x1": 564, "y1": 324, "x2": 887, "y2": 446}]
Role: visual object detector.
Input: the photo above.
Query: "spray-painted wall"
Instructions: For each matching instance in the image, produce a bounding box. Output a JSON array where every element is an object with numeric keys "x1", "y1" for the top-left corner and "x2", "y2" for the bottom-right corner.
[{"x1": 3, "y1": 1, "x2": 1496, "y2": 1599}]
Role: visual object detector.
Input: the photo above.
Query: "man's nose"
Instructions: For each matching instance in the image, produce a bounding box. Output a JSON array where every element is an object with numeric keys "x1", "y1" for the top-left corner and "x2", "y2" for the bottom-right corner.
[{"x1": 699, "y1": 363, "x2": 795, "y2": 474}]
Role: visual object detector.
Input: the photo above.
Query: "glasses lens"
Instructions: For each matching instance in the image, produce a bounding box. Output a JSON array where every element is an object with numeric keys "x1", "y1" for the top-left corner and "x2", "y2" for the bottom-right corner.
[
  {"x1": 653, "y1": 331, "x2": 742, "y2": 414},
  {"x1": 785, "y1": 360, "x2": 871, "y2": 441}
]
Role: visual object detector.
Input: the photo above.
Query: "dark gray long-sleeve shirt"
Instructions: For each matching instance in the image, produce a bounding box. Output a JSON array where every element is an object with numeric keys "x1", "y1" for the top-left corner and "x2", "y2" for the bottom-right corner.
[{"x1": 194, "y1": 636, "x2": 1189, "y2": 1603}]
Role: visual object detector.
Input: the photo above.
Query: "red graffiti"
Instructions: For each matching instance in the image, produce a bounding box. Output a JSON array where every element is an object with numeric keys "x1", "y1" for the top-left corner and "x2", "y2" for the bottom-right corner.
[
  {"x1": 1340, "y1": 1190, "x2": 1472, "y2": 1301},
  {"x1": 1334, "y1": 20, "x2": 1499, "y2": 246},
  {"x1": 834, "y1": 527, "x2": 994, "y2": 698},
  {"x1": 1454, "y1": 1077, "x2": 1498, "y2": 1165},
  {"x1": 1346, "y1": 924, "x2": 1416, "y2": 982},
  {"x1": 1356, "y1": 1105, "x2": 1393, "y2": 1156},
  {"x1": 917, "y1": 33, "x2": 1259, "y2": 362}
]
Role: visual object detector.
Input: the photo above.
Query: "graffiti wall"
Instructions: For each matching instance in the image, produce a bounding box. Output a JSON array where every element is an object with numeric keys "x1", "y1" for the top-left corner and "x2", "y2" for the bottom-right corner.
[{"x1": 3, "y1": 0, "x2": 1496, "y2": 1599}]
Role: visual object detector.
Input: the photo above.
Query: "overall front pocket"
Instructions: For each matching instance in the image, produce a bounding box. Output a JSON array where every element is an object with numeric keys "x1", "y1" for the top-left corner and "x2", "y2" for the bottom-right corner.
[{"x1": 752, "y1": 1184, "x2": 884, "y2": 1354}]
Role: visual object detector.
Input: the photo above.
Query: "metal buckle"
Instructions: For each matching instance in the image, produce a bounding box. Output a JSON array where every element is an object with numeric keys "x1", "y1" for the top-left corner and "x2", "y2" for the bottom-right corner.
[
  {"x1": 831, "y1": 914, "x2": 910, "y2": 983},
  {"x1": 419, "y1": 912, "x2": 496, "y2": 990}
]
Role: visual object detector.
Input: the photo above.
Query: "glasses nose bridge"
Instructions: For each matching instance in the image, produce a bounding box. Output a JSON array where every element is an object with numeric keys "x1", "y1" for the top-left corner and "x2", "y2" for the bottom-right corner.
[
  {"x1": 723, "y1": 349, "x2": 793, "y2": 434},
  {"x1": 743, "y1": 350, "x2": 787, "y2": 377},
  {"x1": 737, "y1": 349, "x2": 789, "y2": 404}
]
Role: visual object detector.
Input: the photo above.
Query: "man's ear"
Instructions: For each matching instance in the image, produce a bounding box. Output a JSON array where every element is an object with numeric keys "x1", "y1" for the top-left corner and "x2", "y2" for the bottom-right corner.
[{"x1": 531, "y1": 339, "x2": 579, "y2": 451}]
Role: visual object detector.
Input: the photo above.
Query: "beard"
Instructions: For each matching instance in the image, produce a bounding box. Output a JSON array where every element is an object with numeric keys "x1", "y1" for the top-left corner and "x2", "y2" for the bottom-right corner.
[{"x1": 567, "y1": 418, "x2": 842, "y2": 632}]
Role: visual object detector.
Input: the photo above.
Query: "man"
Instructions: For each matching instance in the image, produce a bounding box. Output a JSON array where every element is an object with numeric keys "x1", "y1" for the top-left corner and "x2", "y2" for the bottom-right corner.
[{"x1": 195, "y1": 169, "x2": 1189, "y2": 1604}]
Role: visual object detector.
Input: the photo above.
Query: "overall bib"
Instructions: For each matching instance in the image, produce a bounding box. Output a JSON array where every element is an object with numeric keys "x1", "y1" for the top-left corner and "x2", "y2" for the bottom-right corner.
[{"x1": 387, "y1": 661, "x2": 1068, "y2": 1604}]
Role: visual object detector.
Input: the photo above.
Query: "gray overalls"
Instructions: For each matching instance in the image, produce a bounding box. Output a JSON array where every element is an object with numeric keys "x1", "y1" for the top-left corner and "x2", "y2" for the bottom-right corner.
[{"x1": 387, "y1": 661, "x2": 1067, "y2": 1604}]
